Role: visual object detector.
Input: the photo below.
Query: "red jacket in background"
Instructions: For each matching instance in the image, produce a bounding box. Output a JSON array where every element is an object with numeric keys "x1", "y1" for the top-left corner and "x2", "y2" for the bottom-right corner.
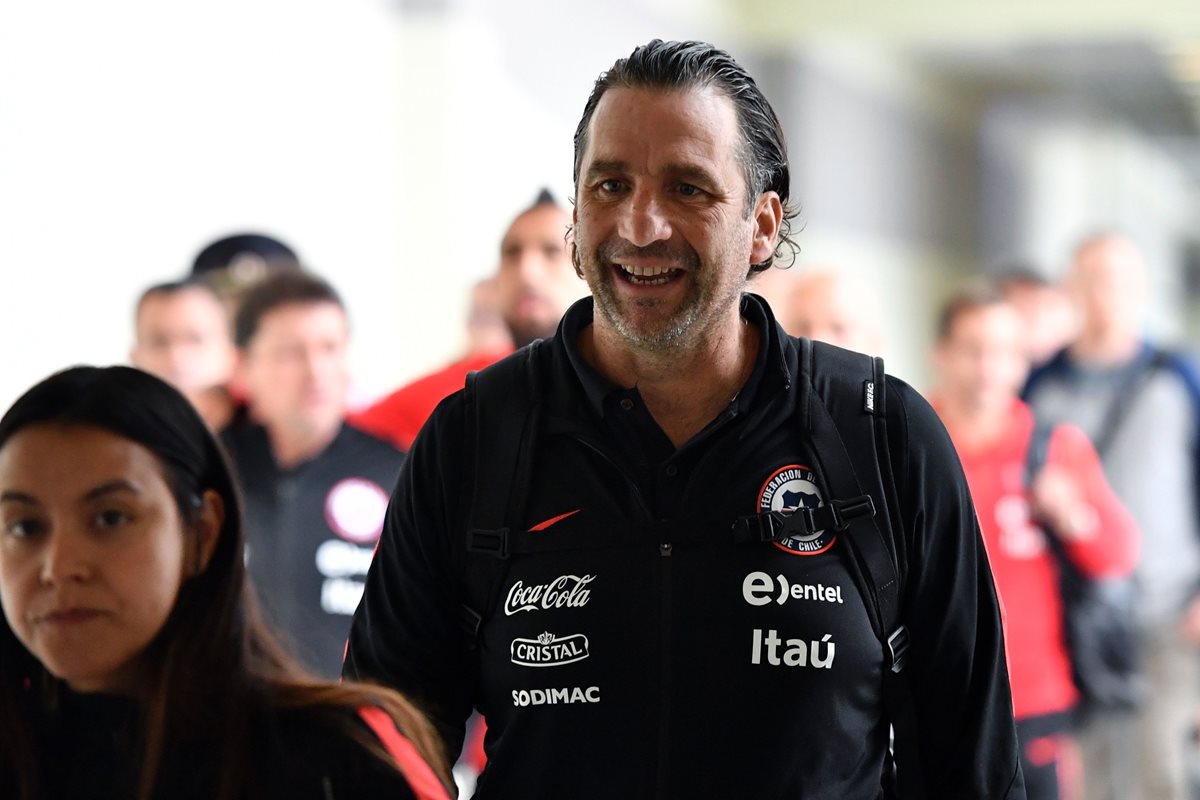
[
  {"x1": 941, "y1": 398, "x2": 1140, "y2": 720},
  {"x1": 351, "y1": 350, "x2": 512, "y2": 451}
]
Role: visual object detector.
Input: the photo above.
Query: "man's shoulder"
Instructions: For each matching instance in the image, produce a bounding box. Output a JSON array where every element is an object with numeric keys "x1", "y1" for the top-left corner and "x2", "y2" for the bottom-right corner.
[
  {"x1": 388, "y1": 351, "x2": 510, "y2": 408},
  {"x1": 337, "y1": 422, "x2": 407, "y2": 463},
  {"x1": 463, "y1": 337, "x2": 572, "y2": 410}
]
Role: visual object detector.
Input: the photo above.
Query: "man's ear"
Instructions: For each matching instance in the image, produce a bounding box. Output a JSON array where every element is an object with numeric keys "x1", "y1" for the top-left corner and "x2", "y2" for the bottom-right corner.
[
  {"x1": 749, "y1": 192, "x2": 783, "y2": 266},
  {"x1": 569, "y1": 206, "x2": 583, "y2": 279},
  {"x1": 191, "y1": 489, "x2": 225, "y2": 576}
]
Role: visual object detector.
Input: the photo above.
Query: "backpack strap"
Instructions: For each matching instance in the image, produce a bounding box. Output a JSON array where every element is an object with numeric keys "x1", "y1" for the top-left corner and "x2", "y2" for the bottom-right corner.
[
  {"x1": 803, "y1": 339, "x2": 925, "y2": 798},
  {"x1": 1024, "y1": 416, "x2": 1055, "y2": 488},
  {"x1": 457, "y1": 342, "x2": 544, "y2": 646},
  {"x1": 1091, "y1": 347, "x2": 1168, "y2": 459}
]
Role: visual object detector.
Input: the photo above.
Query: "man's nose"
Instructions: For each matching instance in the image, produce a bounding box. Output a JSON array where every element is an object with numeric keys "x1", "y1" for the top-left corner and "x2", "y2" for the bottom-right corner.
[
  {"x1": 513, "y1": 250, "x2": 545, "y2": 285},
  {"x1": 617, "y1": 191, "x2": 672, "y2": 247}
]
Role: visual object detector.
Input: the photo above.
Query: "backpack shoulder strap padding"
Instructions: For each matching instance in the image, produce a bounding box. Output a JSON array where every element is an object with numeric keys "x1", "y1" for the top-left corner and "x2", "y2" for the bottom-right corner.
[
  {"x1": 457, "y1": 342, "x2": 545, "y2": 645},
  {"x1": 803, "y1": 339, "x2": 924, "y2": 798},
  {"x1": 803, "y1": 339, "x2": 904, "y2": 660}
]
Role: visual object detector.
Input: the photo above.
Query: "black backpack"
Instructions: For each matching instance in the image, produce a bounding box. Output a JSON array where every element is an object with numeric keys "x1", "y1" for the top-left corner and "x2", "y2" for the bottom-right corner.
[
  {"x1": 1024, "y1": 421, "x2": 1145, "y2": 714},
  {"x1": 1023, "y1": 348, "x2": 1172, "y2": 714},
  {"x1": 454, "y1": 336, "x2": 926, "y2": 797}
]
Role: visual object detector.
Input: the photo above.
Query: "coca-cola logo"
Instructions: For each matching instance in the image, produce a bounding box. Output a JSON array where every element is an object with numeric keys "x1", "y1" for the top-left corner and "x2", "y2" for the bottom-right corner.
[{"x1": 504, "y1": 574, "x2": 595, "y2": 616}]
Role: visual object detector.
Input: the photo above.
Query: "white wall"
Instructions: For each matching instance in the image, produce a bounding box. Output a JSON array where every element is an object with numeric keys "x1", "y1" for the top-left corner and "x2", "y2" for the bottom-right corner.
[
  {"x1": 0, "y1": 1, "x2": 410, "y2": 409},
  {"x1": 981, "y1": 97, "x2": 1200, "y2": 342},
  {"x1": 0, "y1": 0, "x2": 723, "y2": 412}
]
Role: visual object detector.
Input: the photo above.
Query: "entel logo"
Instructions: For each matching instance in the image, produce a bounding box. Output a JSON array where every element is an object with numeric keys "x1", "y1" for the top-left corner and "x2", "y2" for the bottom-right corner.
[
  {"x1": 742, "y1": 571, "x2": 844, "y2": 607},
  {"x1": 505, "y1": 574, "x2": 595, "y2": 616}
]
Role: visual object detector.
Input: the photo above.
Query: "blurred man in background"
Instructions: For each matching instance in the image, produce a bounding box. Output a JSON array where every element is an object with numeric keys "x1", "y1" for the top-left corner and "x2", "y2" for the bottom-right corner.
[
  {"x1": 352, "y1": 190, "x2": 587, "y2": 450},
  {"x1": 1024, "y1": 233, "x2": 1200, "y2": 800},
  {"x1": 931, "y1": 284, "x2": 1139, "y2": 800},
  {"x1": 464, "y1": 276, "x2": 516, "y2": 355},
  {"x1": 779, "y1": 267, "x2": 883, "y2": 354},
  {"x1": 130, "y1": 279, "x2": 238, "y2": 430},
  {"x1": 221, "y1": 270, "x2": 403, "y2": 679},
  {"x1": 999, "y1": 268, "x2": 1078, "y2": 369}
]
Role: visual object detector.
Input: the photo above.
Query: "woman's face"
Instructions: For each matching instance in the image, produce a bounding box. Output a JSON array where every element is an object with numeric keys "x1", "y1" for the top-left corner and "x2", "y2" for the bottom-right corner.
[{"x1": 0, "y1": 424, "x2": 192, "y2": 694}]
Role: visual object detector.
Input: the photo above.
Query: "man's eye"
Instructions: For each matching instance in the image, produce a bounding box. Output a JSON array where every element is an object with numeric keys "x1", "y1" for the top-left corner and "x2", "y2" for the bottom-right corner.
[
  {"x1": 94, "y1": 509, "x2": 131, "y2": 529},
  {"x1": 4, "y1": 518, "x2": 44, "y2": 538},
  {"x1": 678, "y1": 183, "x2": 702, "y2": 197},
  {"x1": 599, "y1": 179, "x2": 624, "y2": 193}
]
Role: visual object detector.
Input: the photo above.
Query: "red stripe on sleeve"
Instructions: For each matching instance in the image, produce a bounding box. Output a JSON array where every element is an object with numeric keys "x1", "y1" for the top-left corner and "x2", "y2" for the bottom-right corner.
[{"x1": 357, "y1": 706, "x2": 451, "y2": 800}]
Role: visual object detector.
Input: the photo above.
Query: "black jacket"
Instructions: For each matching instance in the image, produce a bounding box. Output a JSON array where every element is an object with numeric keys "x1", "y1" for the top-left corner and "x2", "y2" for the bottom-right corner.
[
  {"x1": 221, "y1": 419, "x2": 404, "y2": 678},
  {"x1": 19, "y1": 687, "x2": 420, "y2": 799},
  {"x1": 346, "y1": 296, "x2": 1025, "y2": 799}
]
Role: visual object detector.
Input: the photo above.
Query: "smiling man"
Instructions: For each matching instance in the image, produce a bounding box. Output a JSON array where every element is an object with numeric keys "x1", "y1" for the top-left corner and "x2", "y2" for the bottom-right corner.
[{"x1": 347, "y1": 40, "x2": 1025, "y2": 799}]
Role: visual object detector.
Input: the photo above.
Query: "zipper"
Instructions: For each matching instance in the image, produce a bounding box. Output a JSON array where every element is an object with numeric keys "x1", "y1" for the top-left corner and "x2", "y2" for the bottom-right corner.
[
  {"x1": 656, "y1": 537, "x2": 673, "y2": 798},
  {"x1": 571, "y1": 434, "x2": 675, "y2": 797}
]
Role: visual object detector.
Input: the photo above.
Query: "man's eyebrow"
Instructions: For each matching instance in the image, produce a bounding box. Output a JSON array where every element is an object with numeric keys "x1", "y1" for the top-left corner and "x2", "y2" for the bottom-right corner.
[
  {"x1": 662, "y1": 163, "x2": 721, "y2": 187},
  {"x1": 82, "y1": 480, "x2": 140, "y2": 503},
  {"x1": 581, "y1": 159, "x2": 629, "y2": 178},
  {"x1": 583, "y1": 159, "x2": 722, "y2": 188},
  {"x1": 0, "y1": 490, "x2": 39, "y2": 505}
]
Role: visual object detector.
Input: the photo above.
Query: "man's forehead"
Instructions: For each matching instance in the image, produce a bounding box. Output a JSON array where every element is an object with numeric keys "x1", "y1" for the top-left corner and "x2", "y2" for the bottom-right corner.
[
  {"x1": 581, "y1": 85, "x2": 741, "y2": 169},
  {"x1": 138, "y1": 288, "x2": 222, "y2": 321},
  {"x1": 502, "y1": 205, "x2": 569, "y2": 248}
]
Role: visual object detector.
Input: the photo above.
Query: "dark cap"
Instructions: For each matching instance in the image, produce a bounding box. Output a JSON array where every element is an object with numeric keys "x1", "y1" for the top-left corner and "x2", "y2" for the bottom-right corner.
[{"x1": 190, "y1": 233, "x2": 301, "y2": 296}]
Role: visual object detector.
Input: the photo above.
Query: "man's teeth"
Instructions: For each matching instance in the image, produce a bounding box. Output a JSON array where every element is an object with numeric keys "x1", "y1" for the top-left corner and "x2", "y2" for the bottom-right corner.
[{"x1": 618, "y1": 264, "x2": 677, "y2": 285}]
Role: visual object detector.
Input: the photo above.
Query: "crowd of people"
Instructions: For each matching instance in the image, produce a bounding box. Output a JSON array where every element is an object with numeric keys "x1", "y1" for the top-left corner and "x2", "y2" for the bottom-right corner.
[{"x1": 2, "y1": 37, "x2": 1199, "y2": 800}]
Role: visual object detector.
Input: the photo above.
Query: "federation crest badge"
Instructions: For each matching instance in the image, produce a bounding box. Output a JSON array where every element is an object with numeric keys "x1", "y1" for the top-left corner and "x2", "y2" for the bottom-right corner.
[{"x1": 757, "y1": 464, "x2": 837, "y2": 555}]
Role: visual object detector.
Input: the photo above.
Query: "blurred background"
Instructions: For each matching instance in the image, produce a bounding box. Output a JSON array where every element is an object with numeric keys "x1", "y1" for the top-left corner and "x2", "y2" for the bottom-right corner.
[{"x1": 1, "y1": 0, "x2": 1198, "y2": 406}]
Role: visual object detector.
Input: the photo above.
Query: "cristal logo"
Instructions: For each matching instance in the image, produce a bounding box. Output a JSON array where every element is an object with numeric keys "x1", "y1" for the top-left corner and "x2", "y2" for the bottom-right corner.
[
  {"x1": 504, "y1": 574, "x2": 595, "y2": 616},
  {"x1": 742, "y1": 571, "x2": 844, "y2": 606},
  {"x1": 510, "y1": 632, "x2": 590, "y2": 668}
]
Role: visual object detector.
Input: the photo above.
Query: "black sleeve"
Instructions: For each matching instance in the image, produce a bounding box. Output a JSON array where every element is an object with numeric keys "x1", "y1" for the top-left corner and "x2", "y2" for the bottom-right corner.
[
  {"x1": 268, "y1": 708, "x2": 424, "y2": 800},
  {"x1": 343, "y1": 392, "x2": 475, "y2": 763},
  {"x1": 887, "y1": 378, "x2": 1026, "y2": 799}
]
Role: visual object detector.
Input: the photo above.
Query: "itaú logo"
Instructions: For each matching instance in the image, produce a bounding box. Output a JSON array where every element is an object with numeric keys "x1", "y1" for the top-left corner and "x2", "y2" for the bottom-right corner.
[
  {"x1": 504, "y1": 574, "x2": 595, "y2": 616},
  {"x1": 750, "y1": 629, "x2": 837, "y2": 669}
]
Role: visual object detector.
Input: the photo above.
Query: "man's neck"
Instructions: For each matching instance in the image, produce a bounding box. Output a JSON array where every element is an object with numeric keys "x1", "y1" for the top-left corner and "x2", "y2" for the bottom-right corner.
[
  {"x1": 582, "y1": 306, "x2": 758, "y2": 448},
  {"x1": 1070, "y1": 326, "x2": 1140, "y2": 366},
  {"x1": 266, "y1": 420, "x2": 341, "y2": 470},
  {"x1": 189, "y1": 386, "x2": 235, "y2": 432},
  {"x1": 935, "y1": 393, "x2": 1011, "y2": 451}
]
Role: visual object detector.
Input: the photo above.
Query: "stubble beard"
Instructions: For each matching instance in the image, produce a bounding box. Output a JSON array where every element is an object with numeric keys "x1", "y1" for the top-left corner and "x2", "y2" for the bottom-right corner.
[{"x1": 582, "y1": 239, "x2": 745, "y2": 357}]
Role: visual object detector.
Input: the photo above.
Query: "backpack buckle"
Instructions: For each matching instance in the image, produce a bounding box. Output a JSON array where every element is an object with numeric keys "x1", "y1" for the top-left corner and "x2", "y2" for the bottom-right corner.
[
  {"x1": 885, "y1": 625, "x2": 910, "y2": 674},
  {"x1": 467, "y1": 528, "x2": 510, "y2": 559},
  {"x1": 828, "y1": 495, "x2": 875, "y2": 531}
]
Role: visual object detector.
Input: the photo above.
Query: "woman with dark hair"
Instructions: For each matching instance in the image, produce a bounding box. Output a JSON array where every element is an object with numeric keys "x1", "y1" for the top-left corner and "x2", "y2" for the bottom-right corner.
[{"x1": 0, "y1": 366, "x2": 450, "y2": 800}]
